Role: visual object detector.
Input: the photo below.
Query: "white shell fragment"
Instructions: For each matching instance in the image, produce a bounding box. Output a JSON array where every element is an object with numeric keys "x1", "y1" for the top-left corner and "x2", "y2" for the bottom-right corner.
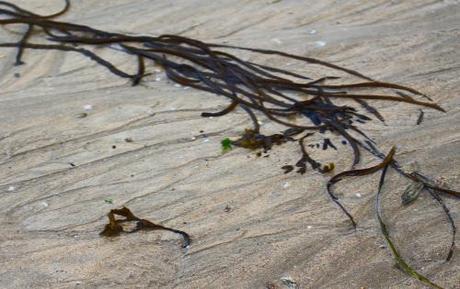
[{"x1": 314, "y1": 41, "x2": 326, "y2": 47}]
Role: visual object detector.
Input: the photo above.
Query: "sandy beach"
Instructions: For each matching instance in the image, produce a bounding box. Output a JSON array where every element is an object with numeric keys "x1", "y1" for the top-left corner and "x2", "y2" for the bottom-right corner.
[{"x1": 0, "y1": 1, "x2": 459, "y2": 288}]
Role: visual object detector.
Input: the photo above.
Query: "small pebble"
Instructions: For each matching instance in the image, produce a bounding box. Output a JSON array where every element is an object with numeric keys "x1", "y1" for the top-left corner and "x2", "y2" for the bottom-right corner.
[
  {"x1": 41, "y1": 202, "x2": 49, "y2": 208},
  {"x1": 174, "y1": 83, "x2": 182, "y2": 88},
  {"x1": 8, "y1": 186, "x2": 15, "y2": 192},
  {"x1": 309, "y1": 29, "x2": 317, "y2": 34},
  {"x1": 307, "y1": 225, "x2": 312, "y2": 229},
  {"x1": 76, "y1": 112, "x2": 88, "y2": 119},
  {"x1": 83, "y1": 104, "x2": 93, "y2": 111},
  {"x1": 283, "y1": 182, "x2": 290, "y2": 189},
  {"x1": 191, "y1": 136, "x2": 196, "y2": 140},
  {"x1": 155, "y1": 76, "x2": 162, "y2": 81},
  {"x1": 203, "y1": 138, "x2": 210, "y2": 143},
  {"x1": 355, "y1": 193, "x2": 362, "y2": 198}
]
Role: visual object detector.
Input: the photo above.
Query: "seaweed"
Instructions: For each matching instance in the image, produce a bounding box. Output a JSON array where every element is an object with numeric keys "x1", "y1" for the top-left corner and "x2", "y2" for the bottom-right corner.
[
  {"x1": 401, "y1": 181, "x2": 424, "y2": 206},
  {"x1": 0, "y1": 1, "x2": 458, "y2": 287},
  {"x1": 221, "y1": 137, "x2": 233, "y2": 152},
  {"x1": 322, "y1": 138, "x2": 337, "y2": 150},
  {"x1": 100, "y1": 207, "x2": 190, "y2": 248},
  {"x1": 376, "y1": 155, "x2": 445, "y2": 289},
  {"x1": 416, "y1": 109, "x2": 424, "y2": 125},
  {"x1": 326, "y1": 146, "x2": 396, "y2": 228},
  {"x1": 281, "y1": 165, "x2": 294, "y2": 174}
]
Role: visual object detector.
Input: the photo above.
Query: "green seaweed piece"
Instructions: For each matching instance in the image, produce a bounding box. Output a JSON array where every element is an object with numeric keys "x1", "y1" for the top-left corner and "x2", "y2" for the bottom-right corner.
[
  {"x1": 221, "y1": 138, "x2": 233, "y2": 152},
  {"x1": 401, "y1": 181, "x2": 424, "y2": 206}
]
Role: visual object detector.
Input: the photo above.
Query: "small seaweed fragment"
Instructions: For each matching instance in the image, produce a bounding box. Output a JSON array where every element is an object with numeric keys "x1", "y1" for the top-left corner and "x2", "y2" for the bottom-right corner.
[
  {"x1": 233, "y1": 129, "x2": 292, "y2": 151},
  {"x1": 376, "y1": 158, "x2": 445, "y2": 289},
  {"x1": 321, "y1": 162, "x2": 335, "y2": 173},
  {"x1": 281, "y1": 165, "x2": 294, "y2": 174},
  {"x1": 100, "y1": 207, "x2": 191, "y2": 248},
  {"x1": 322, "y1": 138, "x2": 337, "y2": 150},
  {"x1": 221, "y1": 137, "x2": 233, "y2": 152},
  {"x1": 416, "y1": 109, "x2": 424, "y2": 125},
  {"x1": 104, "y1": 198, "x2": 113, "y2": 204},
  {"x1": 401, "y1": 181, "x2": 424, "y2": 206}
]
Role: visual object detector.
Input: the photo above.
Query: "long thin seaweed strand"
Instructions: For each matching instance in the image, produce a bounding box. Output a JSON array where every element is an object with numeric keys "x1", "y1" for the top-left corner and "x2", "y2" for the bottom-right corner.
[{"x1": 376, "y1": 157, "x2": 445, "y2": 289}]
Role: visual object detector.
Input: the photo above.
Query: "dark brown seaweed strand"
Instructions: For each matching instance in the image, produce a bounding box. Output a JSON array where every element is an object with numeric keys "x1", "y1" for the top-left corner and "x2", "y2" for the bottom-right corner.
[
  {"x1": 0, "y1": 42, "x2": 136, "y2": 79},
  {"x1": 14, "y1": 24, "x2": 33, "y2": 65},
  {"x1": 397, "y1": 90, "x2": 433, "y2": 102},
  {"x1": 376, "y1": 160, "x2": 445, "y2": 289},
  {"x1": 299, "y1": 90, "x2": 445, "y2": 112},
  {"x1": 131, "y1": 55, "x2": 146, "y2": 86},
  {"x1": 247, "y1": 61, "x2": 313, "y2": 80},
  {"x1": 353, "y1": 99, "x2": 385, "y2": 122},
  {"x1": 0, "y1": 0, "x2": 70, "y2": 19},
  {"x1": 416, "y1": 109, "x2": 424, "y2": 125},
  {"x1": 411, "y1": 172, "x2": 460, "y2": 198},
  {"x1": 321, "y1": 81, "x2": 427, "y2": 97},
  {"x1": 201, "y1": 100, "x2": 239, "y2": 117},
  {"x1": 244, "y1": 105, "x2": 265, "y2": 133},
  {"x1": 425, "y1": 188, "x2": 456, "y2": 262},
  {"x1": 326, "y1": 146, "x2": 396, "y2": 227},
  {"x1": 327, "y1": 121, "x2": 362, "y2": 167},
  {"x1": 207, "y1": 42, "x2": 375, "y2": 81}
]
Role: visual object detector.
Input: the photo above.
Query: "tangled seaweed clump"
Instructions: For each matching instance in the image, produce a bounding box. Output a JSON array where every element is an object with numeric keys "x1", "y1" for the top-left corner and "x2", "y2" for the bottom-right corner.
[{"x1": 0, "y1": 1, "x2": 458, "y2": 288}]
